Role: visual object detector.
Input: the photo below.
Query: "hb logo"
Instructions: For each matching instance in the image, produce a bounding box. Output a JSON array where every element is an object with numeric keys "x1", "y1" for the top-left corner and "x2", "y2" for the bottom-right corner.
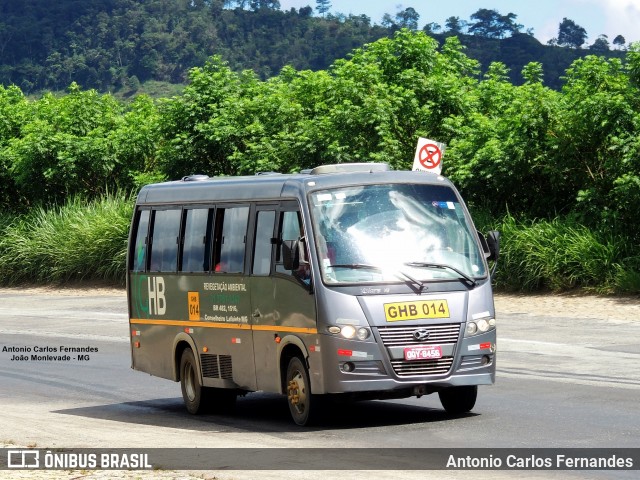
[{"x1": 148, "y1": 276, "x2": 166, "y2": 315}]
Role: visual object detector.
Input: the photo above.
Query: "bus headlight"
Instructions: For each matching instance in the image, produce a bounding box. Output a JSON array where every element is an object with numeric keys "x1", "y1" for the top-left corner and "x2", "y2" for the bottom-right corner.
[
  {"x1": 356, "y1": 327, "x2": 370, "y2": 341},
  {"x1": 327, "y1": 325, "x2": 371, "y2": 340},
  {"x1": 340, "y1": 325, "x2": 356, "y2": 339},
  {"x1": 466, "y1": 322, "x2": 478, "y2": 336},
  {"x1": 477, "y1": 319, "x2": 489, "y2": 332},
  {"x1": 465, "y1": 318, "x2": 496, "y2": 337}
]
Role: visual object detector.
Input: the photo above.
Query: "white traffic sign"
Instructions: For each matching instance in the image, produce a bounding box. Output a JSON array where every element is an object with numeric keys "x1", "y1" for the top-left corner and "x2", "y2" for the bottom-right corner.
[{"x1": 413, "y1": 137, "x2": 446, "y2": 174}]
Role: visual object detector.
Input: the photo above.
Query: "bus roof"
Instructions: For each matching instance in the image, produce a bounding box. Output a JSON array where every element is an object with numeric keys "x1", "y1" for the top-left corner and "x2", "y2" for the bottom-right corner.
[{"x1": 135, "y1": 164, "x2": 452, "y2": 206}]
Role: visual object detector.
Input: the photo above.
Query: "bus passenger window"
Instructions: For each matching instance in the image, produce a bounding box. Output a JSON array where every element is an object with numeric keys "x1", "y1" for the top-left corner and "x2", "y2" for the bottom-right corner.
[
  {"x1": 149, "y1": 209, "x2": 181, "y2": 272},
  {"x1": 253, "y1": 211, "x2": 275, "y2": 275},
  {"x1": 214, "y1": 206, "x2": 249, "y2": 274},
  {"x1": 131, "y1": 210, "x2": 150, "y2": 272},
  {"x1": 181, "y1": 208, "x2": 212, "y2": 273}
]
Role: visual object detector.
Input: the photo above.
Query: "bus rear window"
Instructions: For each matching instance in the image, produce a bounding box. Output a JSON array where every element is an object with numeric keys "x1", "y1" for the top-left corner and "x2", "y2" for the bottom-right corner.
[{"x1": 131, "y1": 210, "x2": 150, "y2": 272}]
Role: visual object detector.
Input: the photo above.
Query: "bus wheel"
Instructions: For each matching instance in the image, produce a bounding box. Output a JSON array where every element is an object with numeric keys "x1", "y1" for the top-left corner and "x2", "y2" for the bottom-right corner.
[
  {"x1": 286, "y1": 356, "x2": 314, "y2": 426},
  {"x1": 438, "y1": 385, "x2": 477, "y2": 414},
  {"x1": 180, "y1": 348, "x2": 207, "y2": 414}
]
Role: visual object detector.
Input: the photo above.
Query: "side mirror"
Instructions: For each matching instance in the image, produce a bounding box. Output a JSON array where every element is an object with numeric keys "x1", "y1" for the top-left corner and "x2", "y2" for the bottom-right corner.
[
  {"x1": 486, "y1": 230, "x2": 500, "y2": 262},
  {"x1": 478, "y1": 230, "x2": 490, "y2": 257}
]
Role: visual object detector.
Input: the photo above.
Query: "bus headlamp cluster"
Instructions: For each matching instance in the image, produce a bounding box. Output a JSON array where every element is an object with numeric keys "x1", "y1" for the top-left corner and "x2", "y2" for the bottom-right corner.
[
  {"x1": 465, "y1": 318, "x2": 496, "y2": 337},
  {"x1": 327, "y1": 325, "x2": 370, "y2": 340}
]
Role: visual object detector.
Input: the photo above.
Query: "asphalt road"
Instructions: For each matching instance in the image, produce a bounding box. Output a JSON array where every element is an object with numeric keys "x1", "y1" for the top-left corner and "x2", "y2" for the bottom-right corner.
[{"x1": 0, "y1": 289, "x2": 638, "y2": 479}]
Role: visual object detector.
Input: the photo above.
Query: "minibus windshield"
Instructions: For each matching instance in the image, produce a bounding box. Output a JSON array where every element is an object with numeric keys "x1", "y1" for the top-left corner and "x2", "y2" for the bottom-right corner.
[{"x1": 310, "y1": 183, "x2": 487, "y2": 285}]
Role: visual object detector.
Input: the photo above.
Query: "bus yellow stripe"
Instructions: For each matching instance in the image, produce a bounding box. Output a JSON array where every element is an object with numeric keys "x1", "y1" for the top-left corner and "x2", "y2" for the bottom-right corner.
[
  {"x1": 130, "y1": 319, "x2": 317, "y2": 334},
  {"x1": 251, "y1": 325, "x2": 317, "y2": 334},
  {"x1": 131, "y1": 319, "x2": 251, "y2": 329}
]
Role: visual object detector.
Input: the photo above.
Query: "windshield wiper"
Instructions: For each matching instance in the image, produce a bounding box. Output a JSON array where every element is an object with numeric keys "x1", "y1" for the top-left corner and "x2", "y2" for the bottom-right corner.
[
  {"x1": 326, "y1": 263, "x2": 382, "y2": 271},
  {"x1": 395, "y1": 270, "x2": 427, "y2": 294},
  {"x1": 404, "y1": 262, "x2": 477, "y2": 287}
]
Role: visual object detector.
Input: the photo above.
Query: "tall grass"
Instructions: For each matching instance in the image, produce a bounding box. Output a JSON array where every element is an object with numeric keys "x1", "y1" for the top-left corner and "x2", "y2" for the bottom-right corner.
[
  {"x1": 472, "y1": 212, "x2": 640, "y2": 293},
  {"x1": 0, "y1": 195, "x2": 133, "y2": 285}
]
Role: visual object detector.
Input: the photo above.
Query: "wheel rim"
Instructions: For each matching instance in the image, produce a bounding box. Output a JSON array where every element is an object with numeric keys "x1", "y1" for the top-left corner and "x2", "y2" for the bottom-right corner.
[
  {"x1": 184, "y1": 362, "x2": 196, "y2": 402},
  {"x1": 287, "y1": 369, "x2": 307, "y2": 416}
]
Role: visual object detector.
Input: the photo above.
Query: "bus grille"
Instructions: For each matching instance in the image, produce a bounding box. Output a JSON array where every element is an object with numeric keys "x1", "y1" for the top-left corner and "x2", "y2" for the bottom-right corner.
[
  {"x1": 377, "y1": 324, "x2": 460, "y2": 377},
  {"x1": 390, "y1": 357, "x2": 454, "y2": 376},
  {"x1": 200, "y1": 353, "x2": 233, "y2": 380},
  {"x1": 377, "y1": 324, "x2": 460, "y2": 346}
]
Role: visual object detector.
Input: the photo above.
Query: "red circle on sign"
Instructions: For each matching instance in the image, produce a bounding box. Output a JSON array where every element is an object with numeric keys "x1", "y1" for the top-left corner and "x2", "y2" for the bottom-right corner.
[{"x1": 418, "y1": 143, "x2": 442, "y2": 170}]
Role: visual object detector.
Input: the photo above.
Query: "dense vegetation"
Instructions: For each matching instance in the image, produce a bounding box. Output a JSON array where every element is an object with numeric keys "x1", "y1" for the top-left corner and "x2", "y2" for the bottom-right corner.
[
  {"x1": 1, "y1": 30, "x2": 639, "y2": 292},
  {"x1": 0, "y1": 0, "x2": 626, "y2": 93}
]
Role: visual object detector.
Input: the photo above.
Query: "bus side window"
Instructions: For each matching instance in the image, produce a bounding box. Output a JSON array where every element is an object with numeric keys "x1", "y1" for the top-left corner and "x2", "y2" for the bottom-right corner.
[
  {"x1": 214, "y1": 206, "x2": 249, "y2": 274},
  {"x1": 149, "y1": 209, "x2": 181, "y2": 272},
  {"x1": 252, "y1": 210, "x2": 276, "y2": 275},
  {"x1": 131, "y1": 210, "x2": 150, "y2": 272},
  {"x1": 181, "y1": 208, "x2": 212, "y2": 273}
]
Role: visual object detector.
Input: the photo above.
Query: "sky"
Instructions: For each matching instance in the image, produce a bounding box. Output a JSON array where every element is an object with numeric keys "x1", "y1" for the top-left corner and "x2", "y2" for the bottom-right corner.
[{"x1": 279, "y1": 0, "x2": 640, "y2": 46}]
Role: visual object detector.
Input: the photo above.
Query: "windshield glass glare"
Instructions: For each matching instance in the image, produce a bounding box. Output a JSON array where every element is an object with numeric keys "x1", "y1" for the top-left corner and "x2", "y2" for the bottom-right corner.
[{"x1": 309, "y1": 183, "x2": 486, "y2": 284}]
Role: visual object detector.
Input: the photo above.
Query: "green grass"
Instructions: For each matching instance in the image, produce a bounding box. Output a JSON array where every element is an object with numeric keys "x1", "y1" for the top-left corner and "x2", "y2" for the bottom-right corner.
[
  {"x1": 0, "y1": 194, "x2": 133, "y2": 285},
  {"x1": 474, "y1": 213, "x2": 639, "y2": 294}
]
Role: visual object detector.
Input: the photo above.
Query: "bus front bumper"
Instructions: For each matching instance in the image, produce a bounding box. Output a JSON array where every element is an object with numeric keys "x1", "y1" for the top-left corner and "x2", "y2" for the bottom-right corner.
[{"x1": 311, "y1": 331, "x2": 496, "y2": 396}]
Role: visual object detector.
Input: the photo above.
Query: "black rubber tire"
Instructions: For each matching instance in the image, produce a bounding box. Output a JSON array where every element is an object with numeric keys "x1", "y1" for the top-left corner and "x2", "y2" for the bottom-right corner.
[
  {"x1": 438, "y1": 385, "x2": 478, "y2": 414},
  {"x1": 285, "y1": 356, "x2": 317, "y2": 426},
  {"x1": 180, "y1": 348, "x2": 208, "y2": 414},
  {"x1": 180, "y1": 348, "x2": 237, "y2": 415}
]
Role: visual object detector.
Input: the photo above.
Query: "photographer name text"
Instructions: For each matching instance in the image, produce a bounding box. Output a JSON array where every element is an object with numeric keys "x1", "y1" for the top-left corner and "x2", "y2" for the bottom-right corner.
[{"x1": 2, "y1": 345, "x2": 98, "y2": 362}]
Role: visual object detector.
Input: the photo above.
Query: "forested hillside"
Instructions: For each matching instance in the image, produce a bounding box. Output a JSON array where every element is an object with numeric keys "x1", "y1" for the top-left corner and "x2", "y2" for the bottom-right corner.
[{"x1": 0, "y1": 0, "x2": 626, "y2": 93}]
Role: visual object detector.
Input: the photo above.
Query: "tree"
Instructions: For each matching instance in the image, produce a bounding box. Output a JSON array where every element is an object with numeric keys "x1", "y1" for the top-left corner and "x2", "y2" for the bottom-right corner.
[
  {"x1": 445, "y1": 16, "x2": 466, "y2": 35},
  {"x1": 468, "y1": 9, "x2": 521, "y2": 39},
  {"x1": 613, "y1": 35, "x2": 626, "y2": 49},
  {"x1": 4, "y1": 82, "x2": 148, "y2": 206},
  {"x1": 381, "y1": 13, "x2": 395, "y2": 29},
  {"x1": 381, "y1": 7, "x2": 419, "y2": 31},
  {"x1": 423, "y1": 23, "x2": 441, "y2": 35},
  {"x1": 315, "y1": 0, "x2": 331, "y2": 17},
  {"x1": 590, "y1": 34, "x2": 610, "y2": 52},
  {"x1": 298, "y1": 5, "x2": 313, "y2": 17},
  {"x1": 557, "y1": 18, "x2": 587, "y2": 48},
  {"x1": 522, "y1": 62, "x2": 544, "y2": 84},
  {"x1": 395, "y1": 7, "x2": 420, "y2": 31}
]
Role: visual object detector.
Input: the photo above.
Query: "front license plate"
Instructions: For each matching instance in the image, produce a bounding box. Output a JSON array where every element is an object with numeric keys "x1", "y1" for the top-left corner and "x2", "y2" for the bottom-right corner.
[
  {"x1": 404, "y1": 345, "x2": 443, "y2": 361},
  {"x1": 384, "y1": 300, "x2": 450, "y2": 322}
]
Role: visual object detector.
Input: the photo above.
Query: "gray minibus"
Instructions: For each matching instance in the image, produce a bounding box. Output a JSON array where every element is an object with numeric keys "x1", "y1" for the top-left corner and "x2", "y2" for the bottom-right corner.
[{"x1": 127, "y1": 163, "x2": 499, "y2": 425}]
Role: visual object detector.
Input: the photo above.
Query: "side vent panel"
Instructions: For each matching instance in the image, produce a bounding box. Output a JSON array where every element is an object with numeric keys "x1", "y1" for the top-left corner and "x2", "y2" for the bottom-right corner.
[
  {"x1": 200, "y1": 353, "x2": 220, "y2": 378},
  {"x1": 200, "y1": 353, "x2": 233, "y2": 380},
  {"x1": 219, "y1": 355, "x2": 233, "y2": 380}
]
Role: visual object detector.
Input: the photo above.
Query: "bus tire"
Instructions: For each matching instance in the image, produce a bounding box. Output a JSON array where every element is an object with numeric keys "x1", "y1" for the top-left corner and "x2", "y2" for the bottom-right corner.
[
  {"x1": 438, "y1": 385, "x2": 477, "y2": 414},
  {"x1": 180, "y1": 348, "x2": 208, "y2": 414},
  {"x1": 285, "y1": 356, "x2": 316, "y2": 426}
]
